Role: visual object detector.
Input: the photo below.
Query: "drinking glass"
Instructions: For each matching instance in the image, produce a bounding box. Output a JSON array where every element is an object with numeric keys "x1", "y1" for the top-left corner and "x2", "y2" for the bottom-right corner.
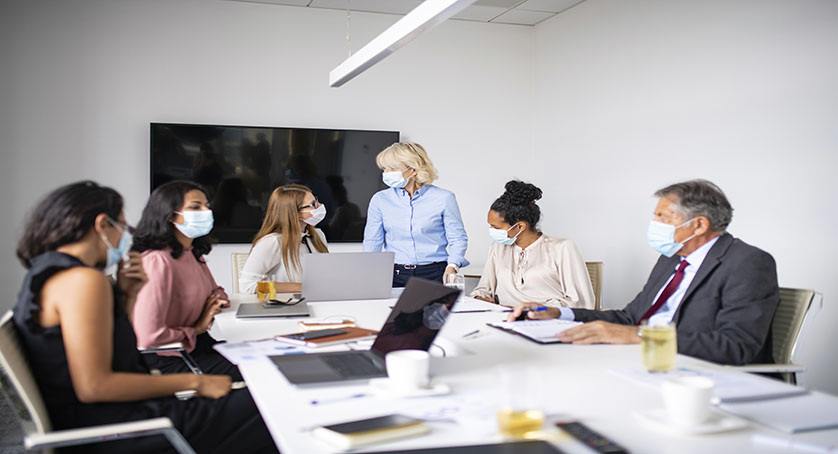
[
  {"x1": 256, "y1": 281, "x2": 276, "y2": 302},
  {"x1": 639, "y1": 321, "x2": 677, "y2": 373},
  {"x1": 496, "y1": 367, "x2": 544, "y2": 439}
]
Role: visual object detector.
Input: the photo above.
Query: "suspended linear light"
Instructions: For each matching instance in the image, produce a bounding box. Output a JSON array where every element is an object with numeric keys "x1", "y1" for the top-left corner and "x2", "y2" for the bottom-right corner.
[{"x1": 329, "y1": 0, "x2": 479, "y2": 88}]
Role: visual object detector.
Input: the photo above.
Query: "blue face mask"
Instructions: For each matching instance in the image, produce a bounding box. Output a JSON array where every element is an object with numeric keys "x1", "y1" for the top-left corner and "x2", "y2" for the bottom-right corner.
[
  {"x1": 647, "y1": 219, "x2": 697, "y2": 257},
  {"x1": 102, "y1": 218, "x2": 132, "y2": 275},
  {"x1": 173, "y1": 210, "x2": 214, "y2": 238},
  {"x1": 382, "y1": 170, "x2": 409, "y2": 189},
  {"x1": 488, "y1": 223, "x2": 521, "y2": 246}
]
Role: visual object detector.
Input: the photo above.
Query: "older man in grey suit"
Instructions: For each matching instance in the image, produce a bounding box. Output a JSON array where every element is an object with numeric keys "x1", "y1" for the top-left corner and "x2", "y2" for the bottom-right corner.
[{"x1": 508, "y1": 180, "x2": 779, "y2": 365}]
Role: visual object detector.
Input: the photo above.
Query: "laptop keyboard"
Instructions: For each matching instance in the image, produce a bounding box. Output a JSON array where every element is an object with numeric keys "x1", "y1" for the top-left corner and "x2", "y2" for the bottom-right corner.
[{"x1": 322, "y1": 354, "x2": 382, "y2": 378}]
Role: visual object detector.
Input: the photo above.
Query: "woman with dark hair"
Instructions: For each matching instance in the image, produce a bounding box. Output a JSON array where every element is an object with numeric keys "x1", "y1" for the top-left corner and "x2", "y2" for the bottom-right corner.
[
  {"x1": 132, "y1": 180, "x2": 237, "y2": 378},
  {"x1": 12, "y1": 181, "x2": 276, "y2": 453},
  {"x1": 470, "y1": 180, "x2": 595, "y2": 309}
]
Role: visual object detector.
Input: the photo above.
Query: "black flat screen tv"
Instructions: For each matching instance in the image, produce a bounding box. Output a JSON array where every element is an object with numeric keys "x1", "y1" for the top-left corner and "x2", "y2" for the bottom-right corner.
[{"x1": 150, "y1": 123, "x2": 399, "y2": 243}]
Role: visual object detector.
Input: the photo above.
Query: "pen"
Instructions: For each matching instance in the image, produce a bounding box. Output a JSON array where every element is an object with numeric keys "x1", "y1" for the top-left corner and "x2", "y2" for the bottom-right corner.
[
  {"x1": 462, "y1": 329, "x2": 480, "y2": 338},
  {"x1": 310, "y1": 393, "x2": 369, "y2": 405},
  {"x1": 752, "y1": 434, "x2": 837, "y2": 453},
  {"x1": 452, "y1": 309, "x2": 495, "y2": 313},
  {"x1": 502, "y1": 306, "x2": 548, "y2": 313}
]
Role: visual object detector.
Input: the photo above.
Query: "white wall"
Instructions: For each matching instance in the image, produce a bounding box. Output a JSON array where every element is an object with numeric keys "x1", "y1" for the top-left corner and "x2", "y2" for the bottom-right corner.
[
  {"x1": 2, "y1": 0, "x2": 836, "y2": 395},
  {"x1": 0, "y1": 0, "x2": 532, "y2": 299},
  {"x1": 530, "y1": 0, "x2": 838, "y2": 394}
]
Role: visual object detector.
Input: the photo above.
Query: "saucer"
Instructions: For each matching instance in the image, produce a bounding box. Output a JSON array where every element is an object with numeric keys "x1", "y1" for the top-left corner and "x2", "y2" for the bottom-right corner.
[
  {"x1": 634, "y1": 409, "x2": 748, "y2": 435},
  {"x1": 368, "y1": 378, "x2": 451, "y2": 398}
]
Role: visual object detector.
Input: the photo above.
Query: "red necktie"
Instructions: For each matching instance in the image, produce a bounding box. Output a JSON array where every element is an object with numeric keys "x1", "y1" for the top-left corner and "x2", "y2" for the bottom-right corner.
[{"x1": 638, "y1": 260, "x2": 689, "y2": 325}]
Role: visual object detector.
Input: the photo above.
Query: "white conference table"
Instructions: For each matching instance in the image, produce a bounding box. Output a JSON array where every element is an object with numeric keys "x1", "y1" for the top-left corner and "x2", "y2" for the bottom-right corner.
[{"x1": 212, "y1": 291, "x2": 838, "y2": 454}]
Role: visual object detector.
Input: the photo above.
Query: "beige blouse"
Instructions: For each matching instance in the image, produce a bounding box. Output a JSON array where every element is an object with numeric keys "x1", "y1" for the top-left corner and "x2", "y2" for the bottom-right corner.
[
  {"x1": 238, "y1": 230, "x2": 328, "y2": 294},
  {"x1": 470, "y1": 234, "x2": 595, "y2": 309}
]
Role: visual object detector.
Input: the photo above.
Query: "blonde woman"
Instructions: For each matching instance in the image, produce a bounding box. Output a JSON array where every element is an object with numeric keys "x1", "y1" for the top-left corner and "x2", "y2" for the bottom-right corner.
[
  {"x1": 363, "y1": 142, "x2": 469, "y2": 286},
  {"x1": 238, "y1": 184, "x2": 329, "y2": 294}
]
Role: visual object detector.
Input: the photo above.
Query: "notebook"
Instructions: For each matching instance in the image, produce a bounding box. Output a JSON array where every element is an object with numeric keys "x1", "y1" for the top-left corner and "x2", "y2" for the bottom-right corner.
[
  {"x1": 487, "y1": 319, "x2": 582, "y2": 344},
  {"x1": 718, "y1": 391, "x2": 838, "y2": 433},
  {"x1": 275, "y1": 327, "x2": 378, "y2": 348},
  {"x1": 312, "y1": 414, "x2": 428, "y2": 450}
]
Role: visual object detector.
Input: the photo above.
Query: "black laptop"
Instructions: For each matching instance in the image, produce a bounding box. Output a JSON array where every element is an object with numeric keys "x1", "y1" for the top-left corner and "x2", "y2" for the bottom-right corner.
[{"x1": 270, "y1": 278, "x2": 460, "y2": 385}]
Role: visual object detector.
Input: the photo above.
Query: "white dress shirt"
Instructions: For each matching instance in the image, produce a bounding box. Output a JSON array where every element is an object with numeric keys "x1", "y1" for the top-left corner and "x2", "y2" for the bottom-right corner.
[
  {"x1": 559, "y1": 236, "x2": 719, "y2": 321},
  {"x1": 470, "y1": 234, "x2": 596, "y2": 309},
  {"x1": 238, "y1": 229, "x2": 328, "y2": 294}
]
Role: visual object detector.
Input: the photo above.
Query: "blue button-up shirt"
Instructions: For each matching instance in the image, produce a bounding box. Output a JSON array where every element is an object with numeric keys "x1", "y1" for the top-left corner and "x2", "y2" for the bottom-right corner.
[{"x1": 363, "y1": 185, "x2": 470, "y2": 267}]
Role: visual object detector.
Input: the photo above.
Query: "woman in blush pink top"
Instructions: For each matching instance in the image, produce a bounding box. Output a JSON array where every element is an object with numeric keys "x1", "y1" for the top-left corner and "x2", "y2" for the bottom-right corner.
[{"x1": 132, "y1": 181, "x2": 239, "y2": 379}]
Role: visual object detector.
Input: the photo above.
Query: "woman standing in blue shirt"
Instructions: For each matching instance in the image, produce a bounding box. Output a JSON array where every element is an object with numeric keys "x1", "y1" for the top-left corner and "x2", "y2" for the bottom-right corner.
[{"x1": 363, "y1": 142, "x2": 469, "y2": 286}]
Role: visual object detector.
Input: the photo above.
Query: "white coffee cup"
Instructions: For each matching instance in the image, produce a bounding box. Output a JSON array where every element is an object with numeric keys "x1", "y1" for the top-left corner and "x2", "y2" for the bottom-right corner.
[
  {"x1": 385, "y1": 350, "x2": 430, "y2": 389},
  {"x1": 661, "y1": 376, "x2": 715, "y2": 427}
]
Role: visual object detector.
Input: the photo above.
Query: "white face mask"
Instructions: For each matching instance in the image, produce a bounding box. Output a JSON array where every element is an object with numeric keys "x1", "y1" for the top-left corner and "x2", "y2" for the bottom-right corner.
[
  {"x1": 488, "y1": 223, "x2": 521, "y2": 245},
  {"x1": 646, "y1": 218, "x2": 697, "y2": 257},
  {"x1": 173, "y1": 210, "x2": 214, "y2": 238},
  {"x1": 302, "y1": 204, "x2": 327, "y2": 226}
]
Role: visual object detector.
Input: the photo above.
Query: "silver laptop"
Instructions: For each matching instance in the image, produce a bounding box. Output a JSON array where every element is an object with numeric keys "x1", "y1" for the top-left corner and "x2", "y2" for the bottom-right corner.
[
  {"x1": 235, "y1": 297, "x2": 310, "y2": 318},
  {"x1": 301, "y1": 252, "x2": 394, "y2": 302},
  {"x1": 270, "y1": 278, "x2": 460, "y2": 386}
]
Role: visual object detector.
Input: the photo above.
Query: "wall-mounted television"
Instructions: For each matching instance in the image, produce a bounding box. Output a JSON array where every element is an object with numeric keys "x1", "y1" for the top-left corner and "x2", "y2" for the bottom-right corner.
[{"x1": 150, "y1": 123, "x2": 399, "y2": 243}]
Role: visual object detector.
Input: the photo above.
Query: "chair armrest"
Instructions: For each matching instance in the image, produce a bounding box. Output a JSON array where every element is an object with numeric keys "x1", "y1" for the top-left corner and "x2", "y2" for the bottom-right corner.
[
  {"x1": 726, "y1": 364, "x2": 806, "y2": 374},
  {"x1": 24, "y1": 417, "x2": 174, "y2": 450},
  {"x1": 138, "y1": 342, "x2": 185, "y2": 354}
]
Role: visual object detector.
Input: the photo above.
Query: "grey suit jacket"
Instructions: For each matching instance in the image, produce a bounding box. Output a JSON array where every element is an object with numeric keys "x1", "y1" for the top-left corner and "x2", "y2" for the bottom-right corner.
[{"x1": 573, "y1": 233, "x2": 779, "y2": 365}]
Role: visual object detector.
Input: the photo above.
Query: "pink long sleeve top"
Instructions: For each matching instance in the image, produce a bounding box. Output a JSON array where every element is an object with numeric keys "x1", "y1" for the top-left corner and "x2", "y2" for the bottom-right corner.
[{"x1": 133, "y1": 247, "x2": 228, "y2": 353}]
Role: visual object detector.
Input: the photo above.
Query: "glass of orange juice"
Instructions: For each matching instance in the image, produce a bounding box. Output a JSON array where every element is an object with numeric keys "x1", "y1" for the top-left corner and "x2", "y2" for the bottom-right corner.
[{"x1": 256, "y1": 281, "x2": 276, "y2": 302}]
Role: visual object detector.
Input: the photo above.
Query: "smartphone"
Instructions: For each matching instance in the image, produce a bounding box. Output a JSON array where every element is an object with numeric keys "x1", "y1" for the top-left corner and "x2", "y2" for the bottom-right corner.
[{"x1": 283, "y1": 328, "x2": 347, "y2": 341}]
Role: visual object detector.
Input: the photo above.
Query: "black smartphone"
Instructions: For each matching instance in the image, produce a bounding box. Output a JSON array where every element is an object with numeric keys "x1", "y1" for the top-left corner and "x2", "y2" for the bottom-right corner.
[{"x1": 284, "y1": 328, "x2": 347, "y2": 341}]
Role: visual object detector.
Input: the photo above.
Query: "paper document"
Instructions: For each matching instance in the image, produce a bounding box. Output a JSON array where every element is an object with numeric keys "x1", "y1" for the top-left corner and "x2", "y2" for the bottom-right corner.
[
  {"x1": 214, "y1": 339, "x2": 350, "y2": 365},
  {"x1": 487, "y1": 319, "x2": 581, "y2": 344},
  {"x1": 451, "y1": 297, "x2": 507, "y2": 312},
  {"x1": 719, "y1": 392, "x2": 838, "y2": 433},
  {"x1": 611, "y1": 367, "x2": 808, "y2": 403}
]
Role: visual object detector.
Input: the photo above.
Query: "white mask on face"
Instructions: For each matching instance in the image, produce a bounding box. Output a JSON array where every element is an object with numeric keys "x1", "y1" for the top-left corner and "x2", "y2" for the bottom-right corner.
[{"x1": 302, "y1": 204, "x2": 327, "y2": 226}]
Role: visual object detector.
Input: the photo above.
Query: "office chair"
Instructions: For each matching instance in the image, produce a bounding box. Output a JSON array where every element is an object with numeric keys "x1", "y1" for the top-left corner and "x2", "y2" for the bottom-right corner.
[
  {"x1": 231, "y1": 252, "x2": 250, "y2": 294},
  {"x1": 585, "y1": 261, "x2": 603, "y2": 311},
  {"x1": 730, "y1": 288, "x2": 823, "y2": 384},
  {"x1": 0, "y1": 311, "x2": 197, "y2": 453}
]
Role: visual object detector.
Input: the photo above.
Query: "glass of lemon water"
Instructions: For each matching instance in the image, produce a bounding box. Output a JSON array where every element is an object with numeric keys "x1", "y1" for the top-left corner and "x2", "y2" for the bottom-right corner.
[
  {"x1": 256, "y1": 281, "x2": 276, "y2": 302},
  {"x1": 639, "y1": 321, "x2": 677, "y2": 373},
  {"x1": 496, "y1": 367, "x2": 544, "y2": 439}
]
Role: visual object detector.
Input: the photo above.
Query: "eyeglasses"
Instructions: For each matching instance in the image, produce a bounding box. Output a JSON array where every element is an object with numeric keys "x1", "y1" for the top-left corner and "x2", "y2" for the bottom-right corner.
[
  {"x1": 108, "y1": 217, "x2": 135, "y2": 234},
  {"x1": 298, "y1": 197, "x2": 320, "y2": 211},
  {"x1": 266, "y1": 296, "x2": 306, "y2": 306}
]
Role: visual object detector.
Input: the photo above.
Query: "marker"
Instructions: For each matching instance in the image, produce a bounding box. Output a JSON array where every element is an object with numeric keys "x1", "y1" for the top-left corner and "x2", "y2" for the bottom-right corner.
[
  {"x1": 310, "y1": 393, "x2": 369, "y2": 405},
  {"x1": 502, "y1": 306, "x2": 548, "y2": 313}
]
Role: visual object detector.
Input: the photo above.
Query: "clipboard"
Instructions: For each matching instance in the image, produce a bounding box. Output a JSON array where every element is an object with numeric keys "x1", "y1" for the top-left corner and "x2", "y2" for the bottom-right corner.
[{"x1": 486, "y1": 319, "x2": 581, "y2": 344}]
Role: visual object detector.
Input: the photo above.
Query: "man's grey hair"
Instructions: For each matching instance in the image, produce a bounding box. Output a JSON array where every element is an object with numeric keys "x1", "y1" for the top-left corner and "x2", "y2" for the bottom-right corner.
[{"x1": 654, "y1": 179, "x2": 733, "y2": 232}]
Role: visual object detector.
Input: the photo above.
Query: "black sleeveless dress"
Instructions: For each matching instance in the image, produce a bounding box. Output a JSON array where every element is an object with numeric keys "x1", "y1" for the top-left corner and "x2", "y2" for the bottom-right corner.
[{"x1": 13, "y1": 251, "x2": 277, "y2": 454}]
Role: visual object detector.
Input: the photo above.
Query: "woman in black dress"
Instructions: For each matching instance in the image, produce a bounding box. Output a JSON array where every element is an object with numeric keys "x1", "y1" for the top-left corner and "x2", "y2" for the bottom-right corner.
[{"x1": 12, "y1": 181, "x2": 276, "y2": 454}]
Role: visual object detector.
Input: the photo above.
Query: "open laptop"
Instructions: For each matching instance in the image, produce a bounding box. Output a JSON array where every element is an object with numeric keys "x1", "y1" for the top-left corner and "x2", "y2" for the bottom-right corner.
[
  {"x1": 301, "y1": 252, "x2": 394, "y2": 302},
  {"x1": 270, "y1": 277, "x2": 460, "y2": 386},
  {"x1": 235, "y1": 298, "x2": 310, "y2": 318}
]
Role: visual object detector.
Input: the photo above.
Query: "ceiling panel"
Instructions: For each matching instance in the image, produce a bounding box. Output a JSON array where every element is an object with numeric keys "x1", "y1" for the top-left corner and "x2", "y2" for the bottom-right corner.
[
  {"x1": 452, "y1": 5, "x2": 508, "y2": 22},
  {"x1": 228, "y1": 0, "x2": 311, "y2": 6},
  {"x1": 474, "y1": 0, "x2": 524, "y2": 8},
  {"x1": 517, "y1": 0, "x2": 583, "y2": 13},
  {"x1": 310, "y1": 0, "x2": 423, "y2": 15},
  {"x1": 490, "y1": 8, "x2": 554, "y2": 25}
]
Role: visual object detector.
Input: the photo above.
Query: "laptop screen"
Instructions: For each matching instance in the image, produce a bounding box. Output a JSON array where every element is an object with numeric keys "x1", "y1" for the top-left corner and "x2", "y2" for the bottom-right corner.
[{"x1": 371, "y1": 278, "x2": 461, "y2": 356}]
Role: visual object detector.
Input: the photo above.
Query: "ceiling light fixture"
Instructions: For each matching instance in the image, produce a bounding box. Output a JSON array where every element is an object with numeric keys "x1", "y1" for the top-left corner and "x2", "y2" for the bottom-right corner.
[{"x1": 329, "y1": 0, "x2": 479, "y2": 88}]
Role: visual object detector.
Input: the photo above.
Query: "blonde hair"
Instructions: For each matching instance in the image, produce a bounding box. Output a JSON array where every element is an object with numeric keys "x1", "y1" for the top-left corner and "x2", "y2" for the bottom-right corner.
[
  {"x1": 376, "y1": 142, "x2": 439, "y2": 186},
  {"x1": 252, "y1": 184, "x2": 328, "y2": 280}
]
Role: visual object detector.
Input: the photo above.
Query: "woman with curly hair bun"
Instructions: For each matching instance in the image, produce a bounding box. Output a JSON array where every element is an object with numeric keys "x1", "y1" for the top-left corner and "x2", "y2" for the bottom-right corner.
[{"x1": 470, "y1": 180, "x2": 595, "y2": 309}]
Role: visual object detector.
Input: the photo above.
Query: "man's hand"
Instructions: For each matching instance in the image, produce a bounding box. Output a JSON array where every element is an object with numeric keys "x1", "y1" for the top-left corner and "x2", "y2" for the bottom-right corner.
[
  {"x1": 557, "y1": 321, "x2": 641, "y2": 344},
  {"x1": 506, "y1": 302, "x2": 560, "y2": 322}
]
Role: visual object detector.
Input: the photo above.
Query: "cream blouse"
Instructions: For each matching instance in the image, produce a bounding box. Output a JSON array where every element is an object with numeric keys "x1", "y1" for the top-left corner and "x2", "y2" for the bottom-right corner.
[
  {"x1": 238, "y1": 230, "x2": 328, "y2": 294},
  {"x1": 470, "y1": 234, "x2": 595, "y2": 309}
]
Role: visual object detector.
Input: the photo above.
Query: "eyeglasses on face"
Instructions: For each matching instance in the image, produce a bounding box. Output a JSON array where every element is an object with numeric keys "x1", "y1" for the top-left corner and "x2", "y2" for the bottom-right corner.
[{"x1": 298, "y1": 196, "x2": 320, "y2": 211}]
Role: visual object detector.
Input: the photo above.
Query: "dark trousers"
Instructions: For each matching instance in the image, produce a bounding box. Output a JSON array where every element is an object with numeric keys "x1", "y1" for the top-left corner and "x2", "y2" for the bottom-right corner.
[
  {"x1": 392, "y1": 261, "x2": 447, "y2": 287},
  {"x1": 143, "y1": 333, "x2": 242, "y2": 381}
]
